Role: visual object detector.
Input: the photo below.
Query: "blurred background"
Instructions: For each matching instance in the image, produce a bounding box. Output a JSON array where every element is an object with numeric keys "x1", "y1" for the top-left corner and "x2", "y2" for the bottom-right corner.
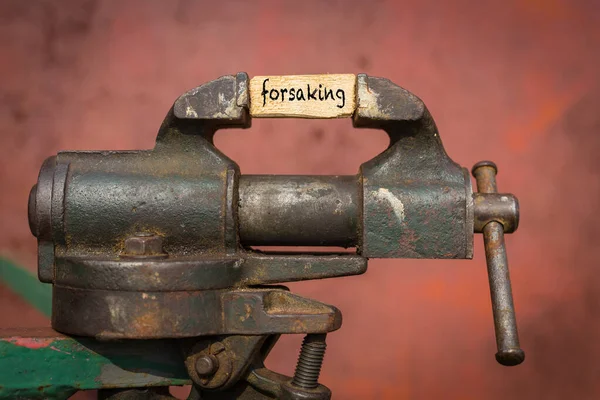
[{"x1": 1, "y1": 0, "x2": 599, "y2": 398}]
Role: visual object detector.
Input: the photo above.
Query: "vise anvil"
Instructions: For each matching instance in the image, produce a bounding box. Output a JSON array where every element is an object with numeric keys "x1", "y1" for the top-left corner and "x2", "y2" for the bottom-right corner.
[{"x1": 28, "y1": 73, "x2": 523, "y2": 399}]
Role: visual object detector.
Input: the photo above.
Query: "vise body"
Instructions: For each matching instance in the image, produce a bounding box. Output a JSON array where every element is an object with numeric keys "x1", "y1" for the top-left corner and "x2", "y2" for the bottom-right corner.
[{"x1": 28, "y1": 73, "x2": 523, "y2": 399}]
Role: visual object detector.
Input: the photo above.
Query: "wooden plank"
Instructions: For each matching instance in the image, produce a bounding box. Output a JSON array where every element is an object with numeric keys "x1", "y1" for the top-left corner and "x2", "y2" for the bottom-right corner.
[
  {"x1": 249, "y1": 74, "x2": 356, "y2": 118},
  {"x1": 0, "y1": 328, "x2": 190, "y2": 399}
]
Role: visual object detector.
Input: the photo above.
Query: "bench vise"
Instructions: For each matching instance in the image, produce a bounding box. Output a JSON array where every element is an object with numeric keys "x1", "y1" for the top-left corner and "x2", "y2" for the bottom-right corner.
[{"x1": 28, "y1": 73, "x2": 523, "y2": 399}]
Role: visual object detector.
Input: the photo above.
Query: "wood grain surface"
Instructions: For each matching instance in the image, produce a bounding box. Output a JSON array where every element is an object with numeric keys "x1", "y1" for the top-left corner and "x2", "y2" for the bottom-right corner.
[{"x1": 250, "y1": 74, "x2": 356, "y2": 118}]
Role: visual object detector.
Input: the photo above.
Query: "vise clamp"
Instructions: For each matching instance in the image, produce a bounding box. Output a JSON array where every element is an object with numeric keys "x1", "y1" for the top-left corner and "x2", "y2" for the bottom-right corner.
[{"x1": 28, "y1": 73, "x2": 523, "y2": 399}]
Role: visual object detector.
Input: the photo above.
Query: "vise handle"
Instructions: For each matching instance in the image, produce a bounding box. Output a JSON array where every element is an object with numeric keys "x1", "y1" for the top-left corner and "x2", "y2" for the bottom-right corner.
[{"x1": 473, "y1": 161, "x2": 524, "y2": 366}]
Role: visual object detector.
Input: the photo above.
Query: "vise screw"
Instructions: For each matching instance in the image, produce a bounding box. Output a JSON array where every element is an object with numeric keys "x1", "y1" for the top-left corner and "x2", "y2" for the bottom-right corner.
[{"x1": 28, "y1": 73, "x2": 523, "y2": 399}]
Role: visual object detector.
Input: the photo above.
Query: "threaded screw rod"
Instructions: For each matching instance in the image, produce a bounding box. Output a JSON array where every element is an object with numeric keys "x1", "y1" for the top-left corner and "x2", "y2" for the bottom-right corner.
[{"x1": 291, "y1": 334, "x2": 327, "y2": 389}]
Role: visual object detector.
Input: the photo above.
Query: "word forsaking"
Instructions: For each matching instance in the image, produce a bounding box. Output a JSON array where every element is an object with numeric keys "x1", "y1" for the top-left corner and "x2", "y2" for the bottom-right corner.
[{"x1": 260, "y1": 78, "x2": 346, "y2": 109}]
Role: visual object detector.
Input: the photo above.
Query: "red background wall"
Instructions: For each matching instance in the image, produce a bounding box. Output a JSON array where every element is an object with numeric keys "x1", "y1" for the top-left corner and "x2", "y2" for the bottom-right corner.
[{"x1": 1, "y1": 1, "x2": 599, "y2": 398}]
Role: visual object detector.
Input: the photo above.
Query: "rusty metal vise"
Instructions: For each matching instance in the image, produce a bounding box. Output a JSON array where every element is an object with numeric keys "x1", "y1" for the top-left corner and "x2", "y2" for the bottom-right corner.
[{"x1": 28, "y1": 73, "x2": 523, "y2": 399}]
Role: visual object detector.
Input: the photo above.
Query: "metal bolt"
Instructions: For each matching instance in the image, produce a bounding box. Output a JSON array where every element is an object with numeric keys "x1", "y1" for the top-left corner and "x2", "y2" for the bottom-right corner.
[
  {"x1": 291, "y1": 334, "x2": 327, "y2": 389},
  {"x1": 122, "y1": 233, "x2": 165, "y2": 257},
  {"x1": 195, "y1": 354, "x2": 219, "y2": 377},
  {"x1": 472, "y1": 161, "x2": 525, "y2": 367}
]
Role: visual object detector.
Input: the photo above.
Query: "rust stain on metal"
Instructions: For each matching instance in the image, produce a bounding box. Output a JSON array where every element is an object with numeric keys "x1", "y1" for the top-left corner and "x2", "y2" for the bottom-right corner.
[{"x1": 130, "y1": 306, "x2": 163, "y2": 338}]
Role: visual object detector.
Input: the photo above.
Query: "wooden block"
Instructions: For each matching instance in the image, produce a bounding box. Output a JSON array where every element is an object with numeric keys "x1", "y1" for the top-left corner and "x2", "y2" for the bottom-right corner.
[{"x1": 249, "y1": 74, "x2": 356, "y2": 118}]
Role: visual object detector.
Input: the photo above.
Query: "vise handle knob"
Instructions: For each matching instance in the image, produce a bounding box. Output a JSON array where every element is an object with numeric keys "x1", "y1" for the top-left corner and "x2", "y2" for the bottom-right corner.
[{"x1": 472, "y1": 161, "x2": 525, "y2": 366}]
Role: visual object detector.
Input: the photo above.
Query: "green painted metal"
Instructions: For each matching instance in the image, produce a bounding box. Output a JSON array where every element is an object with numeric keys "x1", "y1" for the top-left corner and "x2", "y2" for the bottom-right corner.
[
  {"x1": 0, "y1": 328, "x2": 191, "y2": 399},
  {"x1": 0, "y1": 257, "x2": 52, "y2": 317}
]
